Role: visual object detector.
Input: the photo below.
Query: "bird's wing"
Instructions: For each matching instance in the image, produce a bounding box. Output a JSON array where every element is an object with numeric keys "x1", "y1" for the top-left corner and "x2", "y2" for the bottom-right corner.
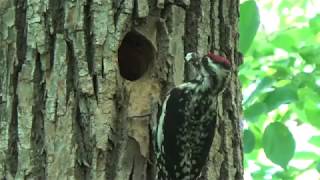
[{"x1": 156, "y1": 87, "x2": 189, "y2": 179}]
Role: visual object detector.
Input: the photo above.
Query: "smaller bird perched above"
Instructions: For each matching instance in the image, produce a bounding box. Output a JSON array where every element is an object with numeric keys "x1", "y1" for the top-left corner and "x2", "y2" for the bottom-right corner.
[{"x1": 155, "y1": 52, "x2": 231, "y2": 180}]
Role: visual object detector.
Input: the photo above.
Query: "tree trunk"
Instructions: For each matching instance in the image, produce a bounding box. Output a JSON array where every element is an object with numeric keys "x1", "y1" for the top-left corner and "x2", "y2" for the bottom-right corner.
[{"x1": 0, "y1": 0, "x2": 243, "y2": 179}]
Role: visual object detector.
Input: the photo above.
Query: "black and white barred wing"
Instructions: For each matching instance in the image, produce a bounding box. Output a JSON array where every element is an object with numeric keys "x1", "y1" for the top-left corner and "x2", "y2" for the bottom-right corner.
[{"x1": 156, "y1": 87, "x2": 191, "y2": 180}]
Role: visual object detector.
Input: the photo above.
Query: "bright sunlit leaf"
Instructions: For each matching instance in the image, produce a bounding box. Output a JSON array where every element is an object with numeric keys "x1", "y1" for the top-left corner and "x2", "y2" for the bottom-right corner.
[
  {"x1": 271, "y1": 33, "x2": 296, "y2": 52},
  {"x1": 294, "y1": 151, "x2": 319, "y2": 160},
  {"x1": 309, "y1": 136, "x2": 320, "y2": 147},
  {"x1": 309, "y1": 15, "x2": 320, "y2": 34},
  {"x1": 305, "y1": 106, "x2": 320, "y2": 129}
]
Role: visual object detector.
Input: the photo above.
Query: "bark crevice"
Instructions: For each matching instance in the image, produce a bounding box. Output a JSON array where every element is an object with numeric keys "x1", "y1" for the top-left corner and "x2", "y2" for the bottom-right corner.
[
  {"x1": 30, "y1": 51, "x2": 47, "y2": 179},
  {"x1": 106, "y1": 90, "x2": 129, "y2": 180},
  {"x1": 218, "y1": 0, "x2": 228, "y2": 55},
  {"x1": 74, "y1": 96, "x2": 93, "y2": 180},
  {"x1": 184, "y1": 0, "x2": 200, "y2": 53},
  {"x1": 7, "y1": 82, "x2": 18, "y2": 177},
  {"x1": 84, "y1": 0, "x2": 98, "y2": 102},
  {"x1": 47, "y1": 33, "x2": 56, "y2": 72},
  {"x1": 7, "y1": 0, "x2": 27, "y2": 177},
  {"x1": 218, "y1": 121, "x2": 229, "y2": 180},
  {"x1": 49, "y1": 0, "x2": 65, "y2": 34},
  {"x1": 113, "y1": 0, "x2": 126, "y2": 27},
  {"x1": 66, "y1": 38, "x2": 77, "y2": 104}
]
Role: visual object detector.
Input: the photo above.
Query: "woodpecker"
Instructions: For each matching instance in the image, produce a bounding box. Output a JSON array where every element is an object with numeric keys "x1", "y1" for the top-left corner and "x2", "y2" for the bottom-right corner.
[{"x1": 155, "y1": 52, "x2": 231, "y2": 180}]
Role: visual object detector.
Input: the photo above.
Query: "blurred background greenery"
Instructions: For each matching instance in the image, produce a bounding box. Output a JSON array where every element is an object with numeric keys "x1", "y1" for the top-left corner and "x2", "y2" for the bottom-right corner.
[{"x1": 239, "y1": 0, "x2": 320, "y2": 179}]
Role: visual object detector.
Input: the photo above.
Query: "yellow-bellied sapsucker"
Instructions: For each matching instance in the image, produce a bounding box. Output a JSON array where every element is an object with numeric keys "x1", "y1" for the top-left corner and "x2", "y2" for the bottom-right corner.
[{"x1": 155, "y1": 52, "x2": 231, "y2": 180}]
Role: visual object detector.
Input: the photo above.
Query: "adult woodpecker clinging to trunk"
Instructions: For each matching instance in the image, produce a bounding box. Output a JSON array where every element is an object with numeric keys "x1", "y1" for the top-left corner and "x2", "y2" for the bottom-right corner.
[{"x1": 155, "y1": 52, "x2": 231, "y2": 180}]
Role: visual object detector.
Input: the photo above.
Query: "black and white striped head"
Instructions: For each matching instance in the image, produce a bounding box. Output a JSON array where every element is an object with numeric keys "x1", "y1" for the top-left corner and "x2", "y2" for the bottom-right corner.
[
  {"x1": 202, "y1": 52, "x2": 231, "y2": 78},
  {"x1": 185, "y1": 52, "x2": 231, "y2": 92},
  {"x1": 185, "y1": 52, "x2": 231, "y2": 77}
]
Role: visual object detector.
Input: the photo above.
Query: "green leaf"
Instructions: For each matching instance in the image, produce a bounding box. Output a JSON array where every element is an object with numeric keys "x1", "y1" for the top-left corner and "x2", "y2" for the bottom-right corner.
[
  {"x1": 298, "y1": 88, "x2": 320, "y2": 128},
  {"x1": 244, "y1": 102, "x2": 267, "y2": 122},
  {"x1": 243, "y1": 126, "x2": 263, "y2": 151},
  {"x1": 305, "y1": 106, "x2": 320, "y2": 129},
  {"x1": 251, "y1": 164, "x2": 273, "y2": 179},
  {"x1": 271, "y1": 33, "x2": 296, "y2": 51},
  {"x1": 244, "y1": 77, "x2": 274, "y2": 106},
  {"x1": 263, "y1": 122, "x2": 296, "y2": 168},
  {"x1": 271, "y1": 28, "x2": 315, "y2": 51},
  {"x1": 273, "y1": 170, "x2": 296, "y2": 180},
  {"x1": 239, "y1": 0, "x2": 260, "y2": 54},
  {"x1": 279, "y1": 109, "x2": 292, "y2": 123},
  {"x1": 251, "y1": 43, "x2": 275, "y2": 58},
  {"x1": 309, "y1": 15, "x2": 320, "y2": 34},
  {"x1": 264, "y1": 85, "x2": 298, "y2": 111},
  {"x1": 251, "y1": 170, "x2": 267, "y2": 179},
  {"x1": 270, "y1": 58, "x2": 295, "y2": 78},
  {"x1": 294, "y1": 151, "x2": 319, "y2": 160},
  {"x1": 309, "y1": 136, "x2": 320, "y2": 147},
  {"x1": 244, "y1": 129, "x2": 255, "y2": 153},
  {"x1": 293, "y1": 72, "x2": 317, "y2": 88},
  {"x1": 299, "y1": 45, "x2": 320, "y2": 64},
  {"x1": 239, "y1": 74, "x2": 250, "y2": 87},
  {"x1": 291, "y1": 27, "x2": 316, "y2": 45},
  {"x1": 317, "y1": 162, "x2": 320, "y2": 173},
  {"x1": 292, "y1": 105, "x2": 308, "y2": 124}
]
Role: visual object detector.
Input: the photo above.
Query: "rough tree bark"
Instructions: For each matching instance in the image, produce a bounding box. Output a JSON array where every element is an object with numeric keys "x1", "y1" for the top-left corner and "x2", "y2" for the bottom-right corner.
[{"x1": 0, "y1": 0, "x2": 243, "y2": 179}]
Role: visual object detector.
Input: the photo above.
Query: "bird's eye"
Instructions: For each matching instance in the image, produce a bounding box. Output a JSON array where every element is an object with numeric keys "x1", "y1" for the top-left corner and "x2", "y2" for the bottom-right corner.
[{"x1": 201, "y1": 57, "x2": 210, "y2": 64}]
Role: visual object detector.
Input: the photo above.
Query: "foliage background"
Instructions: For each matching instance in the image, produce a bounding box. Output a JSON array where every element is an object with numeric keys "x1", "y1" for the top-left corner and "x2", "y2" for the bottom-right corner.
[{"x1": 239, "y1": 0, "x2": 320, "y2": 179}]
